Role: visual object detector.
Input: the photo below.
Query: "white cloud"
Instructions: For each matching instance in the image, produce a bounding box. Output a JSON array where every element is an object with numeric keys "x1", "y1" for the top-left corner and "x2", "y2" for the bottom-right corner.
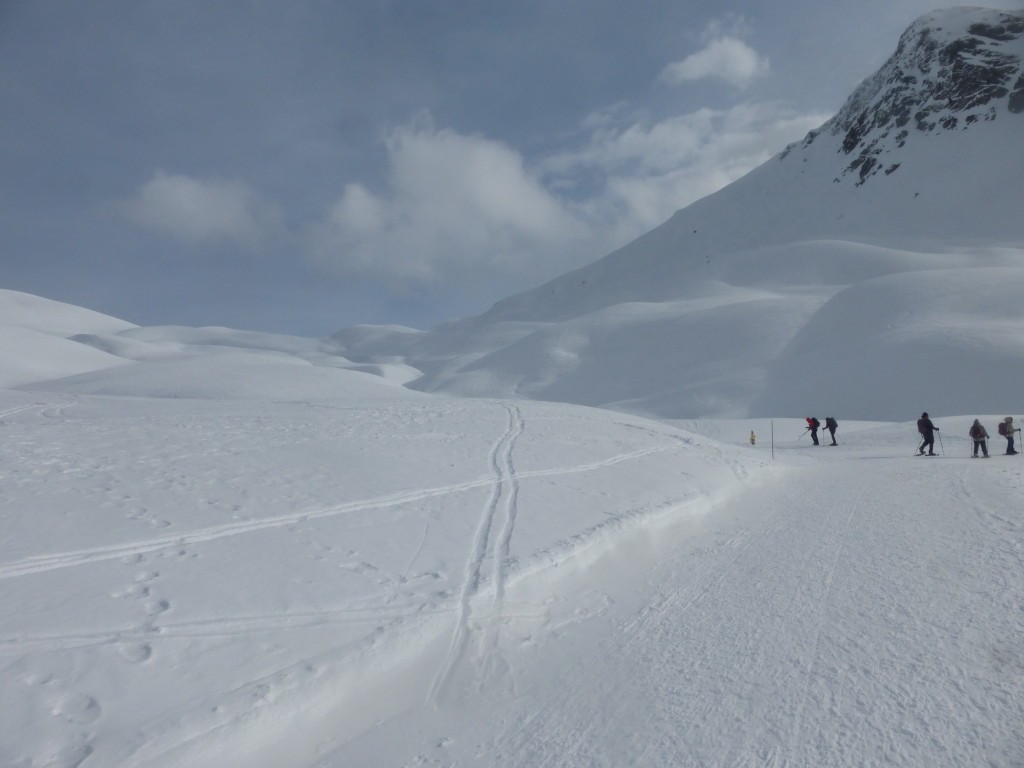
[
  {"x1": 309, "y1": 101, "x2": 830, "y2": 288},
  {"x1": 660, "y1": 37, "x2": 769, "y2": 90},
  {"x1": 121, "y1": 171, "x2": 276, "y2": 246},
  {"x1": 310, "y1": 116, "x2": 585, "y2": 283},
  {"x1": 542, "y1": 103, "x2": 831, "y2": 238}
]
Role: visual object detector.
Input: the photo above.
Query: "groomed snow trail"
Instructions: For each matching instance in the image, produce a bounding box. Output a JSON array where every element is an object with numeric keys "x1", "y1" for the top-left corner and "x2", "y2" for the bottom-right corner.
[{"x1": 329, "y1": 431, "x2": 1024, "y2": 768}]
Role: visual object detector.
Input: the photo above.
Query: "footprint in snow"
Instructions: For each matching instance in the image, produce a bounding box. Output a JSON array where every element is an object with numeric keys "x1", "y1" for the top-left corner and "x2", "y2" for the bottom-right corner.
[
  {"x1": 145, "y1": 599, "x2": 170, "y2": 616},
  {"x1": 119, "y1": 642, "x2": 153, "y2": 663},
  {"x1": 53, "y1": 744, "x2": 93, "y2": 768},
  {"x1": 51, "y1": 692, "x2": 101, "y2": 724}
]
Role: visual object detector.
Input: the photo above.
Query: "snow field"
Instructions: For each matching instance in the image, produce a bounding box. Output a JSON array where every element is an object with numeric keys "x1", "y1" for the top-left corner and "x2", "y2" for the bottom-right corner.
[
  {"x1": 3, "y1": 385, "x2": 1021, "y2": 766},
  {"x1": 0, "y1": 390, "x2": 767, "y2": 767},
  {"x1": 324, "y1": 419, "x2": 1024, "y2": 768}
]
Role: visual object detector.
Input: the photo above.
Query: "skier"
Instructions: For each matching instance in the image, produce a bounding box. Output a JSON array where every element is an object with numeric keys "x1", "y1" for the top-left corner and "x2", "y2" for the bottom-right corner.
[
  {"x1": 824, "y1": 416, "x2": 838, "y2": 446},
  {"x1": 969, "y1": 419, "x2": 989, "y2": 458},
  {"x1": 805, "y1": 416, "x2": 821, "y2": 446},
  {"x1": 916, "y1": 412, "x2": 939, "y2": 456},
  {"x1": 999, "y1": 416, "x2": 1020, "y2": 455}
]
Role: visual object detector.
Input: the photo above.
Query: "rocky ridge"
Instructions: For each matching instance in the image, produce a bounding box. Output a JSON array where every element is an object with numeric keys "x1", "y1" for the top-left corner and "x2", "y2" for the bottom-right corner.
[{"x1": 785, "y1": 8, "x2": 1024, "y2": 185}]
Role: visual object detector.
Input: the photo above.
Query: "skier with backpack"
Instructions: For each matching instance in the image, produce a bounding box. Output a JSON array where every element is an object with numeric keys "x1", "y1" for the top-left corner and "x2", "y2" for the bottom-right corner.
[
  {"x1": 805, "y1": 416, "x2": 821, "y2": 445},
  {"x1": 824, "y1": 416, "x2": 838, "y2": 446},
  {"x1": 916, "y1": 412, "x2": 939, "y2": 456},
  {"x1": 997, "y1": 416, "x2": 1020, "y2": 455},
  {"x1": 969, "y1": 419, "x2": 989, "y2": 458}
]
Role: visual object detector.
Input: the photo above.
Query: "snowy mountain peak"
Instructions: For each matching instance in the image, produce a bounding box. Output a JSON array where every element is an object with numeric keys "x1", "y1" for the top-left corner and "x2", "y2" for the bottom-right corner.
[{"x1": 791, "y1": 7, "x2": 1024, "y2": 186}]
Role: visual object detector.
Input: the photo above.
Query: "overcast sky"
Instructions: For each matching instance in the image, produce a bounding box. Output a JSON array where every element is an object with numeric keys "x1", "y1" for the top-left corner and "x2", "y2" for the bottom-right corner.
[{"x1": 3, "y1": 1, "x2": 1021, "y2": 335}]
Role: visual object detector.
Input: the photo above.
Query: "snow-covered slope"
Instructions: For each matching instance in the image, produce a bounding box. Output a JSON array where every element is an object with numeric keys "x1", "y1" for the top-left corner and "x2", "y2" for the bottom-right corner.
[
  {"x1": 0, "y1": 289, "x2": 137, "y2": 389},
  {"x1": 3, "y1": 389, "x2": 1022, "y2": 767},
  {"x1": 333, "y1": 7, "x2": 1024, "y2": 421},
  {"x1": 0, "y1": 290, "x2": 421, "y2": 400}
]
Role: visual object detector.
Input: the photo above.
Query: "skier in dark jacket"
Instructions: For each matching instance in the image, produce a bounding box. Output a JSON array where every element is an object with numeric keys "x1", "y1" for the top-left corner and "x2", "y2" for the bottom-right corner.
[
  {"x1": 917, "y1": 412, "x2": 939, "y2": 456},
  {"x1": 805, "y1": 416, "x2": 820, "y2": 446},
  {"x1": 824, "y1": 416, "x2": 838, "y2": 446},
  {"x1": 969, "y1": 419, "x2": 989, "y2": 458}
]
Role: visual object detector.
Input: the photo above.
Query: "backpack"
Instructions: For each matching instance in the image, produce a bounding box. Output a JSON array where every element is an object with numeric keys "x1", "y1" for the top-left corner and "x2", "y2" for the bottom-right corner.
[
  {"x1": 825, "y1": 417, "x2": 837, "y2": 430},
  {"x1": 970, "y1": 424, "x2": 983, "y2": 439},
  {"x1": 998, "y1": 421, "x2": 1008, "y2": 436},
  {"x1": 917, "y1": 418, "x2": 927, "y2": 434},
  {"x1": 809, "y1": 417, "x2": 820, "y2": 429}
]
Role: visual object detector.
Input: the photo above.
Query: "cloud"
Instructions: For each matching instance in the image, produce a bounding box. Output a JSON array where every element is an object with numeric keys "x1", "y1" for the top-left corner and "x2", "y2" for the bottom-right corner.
[
  {"x1": 121, "y1": 171, "x2": 277, "y2": 246},
  {"x1": 309, "y1": 116, "x2": 585, "y2": 284},
  {"x1": 660, "y1": 25, "x2": 769, "y2": 90},
  {"x1": 309, "y1": 99, "x2": 831, "y2": 290},
  {"x1": 542, "y1": 102, "x2": 831, "y2": 239}
]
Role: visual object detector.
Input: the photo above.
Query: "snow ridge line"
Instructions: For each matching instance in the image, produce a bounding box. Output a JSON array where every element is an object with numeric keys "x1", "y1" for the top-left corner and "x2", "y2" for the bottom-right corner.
[
  {"x1": 428, "y1": 404, "x2": 522, "y2": 706},
  {"x1": 0, "y1": 442, "x2": 669, "y2": 581}
]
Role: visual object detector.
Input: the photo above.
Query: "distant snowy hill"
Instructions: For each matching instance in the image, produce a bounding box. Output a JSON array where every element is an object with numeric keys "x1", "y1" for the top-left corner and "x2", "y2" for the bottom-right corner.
[
  {"x1": 0, "y1": 290, "x2": 419, "y2": 399},
  {"x1": 333, "y1": 7, "x2": 1024, "y2": 421},
  {"x1": 0, "y1": 289, "x2": 136, "y2": 389}
]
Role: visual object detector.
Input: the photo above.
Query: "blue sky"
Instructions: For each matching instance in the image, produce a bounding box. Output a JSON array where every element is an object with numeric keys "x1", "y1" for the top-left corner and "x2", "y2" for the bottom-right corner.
[{"x1": 3, "y1": 1, "x2": 1019, "y2": 335}]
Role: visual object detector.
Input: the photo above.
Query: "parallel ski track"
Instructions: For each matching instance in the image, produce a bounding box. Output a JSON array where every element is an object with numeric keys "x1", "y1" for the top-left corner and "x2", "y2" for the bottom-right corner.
[
  {"x1": 429, "y1": 404, "x2": 523, "y2": 705},
  {"x1": 0, "y1": 602, "x2": 447, "y2": 655},
  {"x1": 0, "y1": 396, "x2": 78, "y2": 422},
  {"x1": 0, "y1": 402, "x2": 47, "y2": 420},
  {"x1": 0, "y1": 436, "x2": 667, "y2": 581}
]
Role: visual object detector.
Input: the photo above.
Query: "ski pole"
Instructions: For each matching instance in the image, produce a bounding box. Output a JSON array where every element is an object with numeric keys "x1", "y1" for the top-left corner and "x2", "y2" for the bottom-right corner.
[{"x1": 937, "y1": 430, "x2": 944, "y2": 456}]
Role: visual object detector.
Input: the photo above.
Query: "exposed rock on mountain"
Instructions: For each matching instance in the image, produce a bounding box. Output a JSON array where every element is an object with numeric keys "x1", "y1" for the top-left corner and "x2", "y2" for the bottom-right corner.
[{"x1": 796, "y1": 9, "x2": 1024, "y2": 185}]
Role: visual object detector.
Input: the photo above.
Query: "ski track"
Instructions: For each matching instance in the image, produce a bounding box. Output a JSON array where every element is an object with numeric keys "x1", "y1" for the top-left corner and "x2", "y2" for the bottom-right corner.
[
  {"x1": 0, "y1": 397, "x2": 74, "y2": 422},
  {"x1": 0, "y1": 403, "x2": 39, "y2": 420},
  {"x1": 478, "y1": 406, "x2": 525, "y2": 692},
  {"x1": 0, "y1": 602, "x2": 447, "y2": 655},
  {"x1": 0, "y1": 434, "x2": 665, "y2": 581},
  {"x1": 429, "y1": 404, "x2": 523, "y2": 705}
]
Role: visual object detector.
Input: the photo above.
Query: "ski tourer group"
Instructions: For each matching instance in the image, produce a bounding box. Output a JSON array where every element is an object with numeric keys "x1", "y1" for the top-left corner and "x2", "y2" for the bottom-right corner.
[
  {"x1": 801, "y1": 413, "x2": 1021, "y2": 457},
  {"x1": 914, "y1": 412, "x2": 1019, "y2": 457},
  {"x1": 803, "y1": 416, "x2": 838, "y2": 446}
]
